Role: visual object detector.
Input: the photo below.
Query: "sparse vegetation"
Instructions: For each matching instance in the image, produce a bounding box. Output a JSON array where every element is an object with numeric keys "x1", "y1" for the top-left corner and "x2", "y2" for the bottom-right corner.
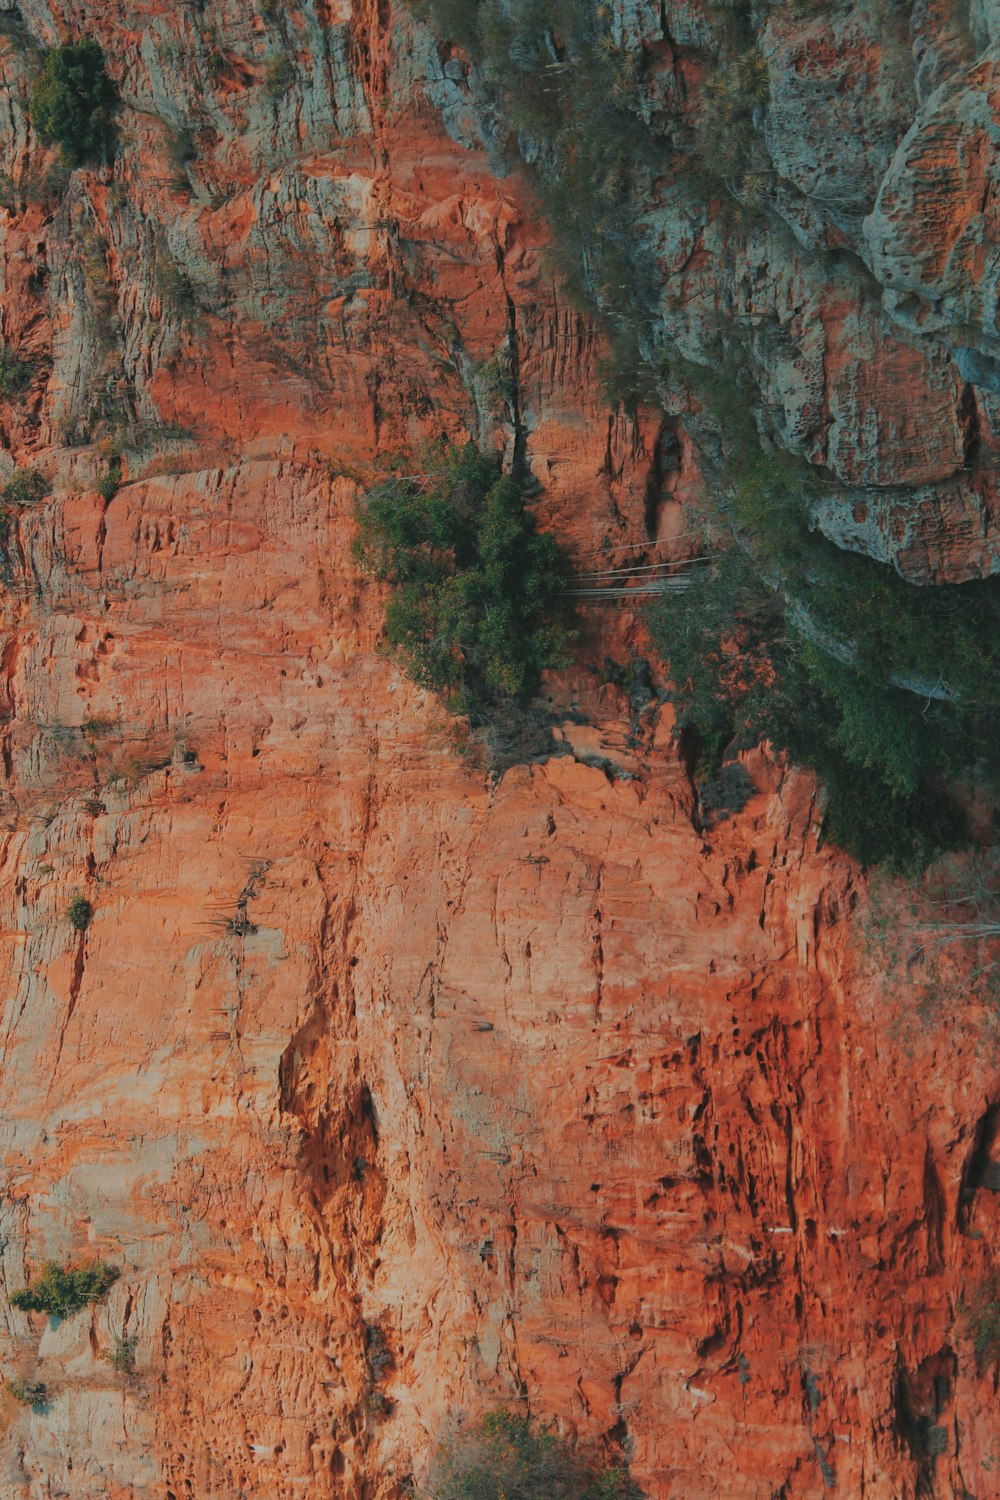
[
  {"x1": 164, "y1": 124, "x2": 197, "y2": 187},
  {"x1": 107, "y1": 1334, "x2": 138, "y2": 1375},
  {"x1": 961, "y1": 1275, "x2": 1000, "y2": 1373},
  {"x1": 410, "y1": 0, "x2": 656, "y2": 325},
  {"x1": 695, "y1": 45, "x2": 770, "y2": 205},
  {"x1": 0, "y1": 348, "x2": 35, "y2": 399},
  {"x1": 5, "y1": 1377, "x2": 48, "y2": 1408},
  {"x1": 96, "y1": 455, "x2": 122, "y2": 502},
  {"x1": 2, "y1": 468, "x2": 48, "y2": 506},
  {"x1": 429, "y1": 1410, "x2": 639, "y2": 1500},
  {"x1": 30, "y1": 40, "x2": 116, "y2": 166},
  {"x1": 11, "y1": 1260, "x2": 119, "y2": 1318},
  {"x1": 353, "y1": 444, "x2": 574, "y2": 717},
  {"x1": 154, "y1": 238, "x2": 199, "y2": 326},
  {"x1": 264, "y1": 51, "x2": 295, "y2": 97},
  {"x1": 66, "y1": 894, "x2": 93, "y2": 932}
]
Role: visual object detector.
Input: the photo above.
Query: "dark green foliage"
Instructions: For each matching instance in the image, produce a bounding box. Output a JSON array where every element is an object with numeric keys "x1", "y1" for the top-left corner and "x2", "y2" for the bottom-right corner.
[
  {"x1": 30, "y1": 41, "x2": 116, "y2": 167},
  {"x1": 694, "y1": 45, "x2": 769, "y2": 200},
  {"x1": 66, "y1": 895, "x2": 93, "y2": 932},
  {"x1": 96, "y1": 456, "x2": 122, "y2": 502},
  {"x1": 6, "y1": 1377, "x2": 48, "y2": 1408},
  {"x1": 3, "y1": 468, "x2": 49, "y2": 506},
  {"x1": 430, "y1": 1410, "x2": 639, "y2": 1500},
  {"x1": 353, "y1": 445, "x2": 574, "y2": 714},
  {"x1": 648, "y1": 422, "x2": 1000, "y2": 869},
  {"x1": 11, "y1": 1260, "x2": 119, "y2": 1318},
  {"x1": 0, "y1": 349, "x2": 35, "y2": 399}
]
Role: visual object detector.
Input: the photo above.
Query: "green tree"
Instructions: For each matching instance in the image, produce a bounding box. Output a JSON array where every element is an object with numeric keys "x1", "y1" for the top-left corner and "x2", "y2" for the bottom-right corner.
[
  {"x1": 11, "y1": 1260, "x2": 119, "y2": 1318},
  {"x1": 66, "y1": 895, "x2": 93, "y2": 932},
  {"x1": 353, "y1": 445, "x2": 574, "y2": 718},
  {"x1": 3, "y1": 469, "x2": 49, "y2": 507},
  {"x1": 30, "y1": 41, "x2": 116, "y2": 167}
]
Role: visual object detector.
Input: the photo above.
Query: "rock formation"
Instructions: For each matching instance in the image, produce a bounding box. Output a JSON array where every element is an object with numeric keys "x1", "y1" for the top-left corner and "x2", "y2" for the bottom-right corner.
[{"x1": 0, "y1": 2, "x2": 994, "y2": 1497}]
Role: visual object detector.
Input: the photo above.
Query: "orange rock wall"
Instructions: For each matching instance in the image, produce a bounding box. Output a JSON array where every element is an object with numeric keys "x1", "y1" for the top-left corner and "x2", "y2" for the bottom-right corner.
[{"x1": 0, "y1": 3, "x2": 994, "y2": 1498}]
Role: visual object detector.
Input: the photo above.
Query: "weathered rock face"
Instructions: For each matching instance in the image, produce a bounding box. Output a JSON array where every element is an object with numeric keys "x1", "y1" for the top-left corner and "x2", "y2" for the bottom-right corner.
[
  {"x1": 597, "y1": 0, "x2": 1000, "y2": 582},
  {"x1": 0, "y1": 3, "x2": 995, "y2": 1499}
]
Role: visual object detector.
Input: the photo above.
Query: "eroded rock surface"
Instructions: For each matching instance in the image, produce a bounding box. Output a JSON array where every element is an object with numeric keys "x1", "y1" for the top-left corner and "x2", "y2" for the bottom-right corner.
[{"x1": 0, "y1": 3, "x2": 994, "y2": 1499}]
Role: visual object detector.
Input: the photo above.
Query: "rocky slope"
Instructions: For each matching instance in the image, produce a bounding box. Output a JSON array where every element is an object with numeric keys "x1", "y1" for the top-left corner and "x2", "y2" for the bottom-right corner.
[{"x1": 0, "y1": 1, "x2": 994, "y2": 1497}]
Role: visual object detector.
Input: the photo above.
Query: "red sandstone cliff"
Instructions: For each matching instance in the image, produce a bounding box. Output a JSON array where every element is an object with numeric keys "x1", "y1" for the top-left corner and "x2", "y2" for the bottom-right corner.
[{"x1": 0, "y1": 2, "x2": 994, "y2": 1497}]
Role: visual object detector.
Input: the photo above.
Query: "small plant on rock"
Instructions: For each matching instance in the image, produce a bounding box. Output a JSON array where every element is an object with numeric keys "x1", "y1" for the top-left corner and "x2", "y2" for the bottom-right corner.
[
  {"x1": 961, "y1": 1274, "x2": 1000, "y2": 1373},
  {"x1": 66, "y1": 894, "x2": 93, "y2": 932},
  {"x1": 0, "y1": 348, "x2": 34, "y2": 399},
  {"x1": 96, "y1": 455, "x2": 122, "y2": 502},
  {"x1": 107, "y1": 1334, "x2": 138, "y2": 1375},
  {"x1": 6, "y1": 1377, "x2": 48, "y2": 1408},
  {"x1": 11, "y1": 1260, "x2": 119, "y2": 1318},
  {"x1": 264, "y1": 51, "x2": 295, "y2": 96}
]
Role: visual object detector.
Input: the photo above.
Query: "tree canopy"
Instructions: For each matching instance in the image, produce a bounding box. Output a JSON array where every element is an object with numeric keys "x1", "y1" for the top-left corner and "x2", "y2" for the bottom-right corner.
[
  {"x1": 31, "y1": 41, "x2": 116, "y2": 166},
  {"x1": 353, "y1": 445, "x2": 575, "y2": 716}
]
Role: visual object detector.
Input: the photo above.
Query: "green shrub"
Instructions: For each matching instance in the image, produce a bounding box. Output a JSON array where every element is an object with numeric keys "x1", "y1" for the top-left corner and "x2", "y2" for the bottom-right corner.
[
  {"x1": 11, "y1": 1260, "x2": 119, "y2": 1318},
  {"x1": 30, "y1": 41, "x2": 116, "y2": 167},
  {"x1": 107, "y1": 1334, "x2": 137, "y2": 1374},
  {"x1": 430, "y1": 1410, "x2": 639, "y2": 1500},
  {"x1": 264, "y1": 51, "x2": 295, "y2": 96},
  {"x1": 354, "y1": 445, "x2": 574, "y2": 716},
  {"x1": 648, "y1": 529, "x2": 986, "y2": 871},
  {"x1": 0, "y1": 348, "x2": 34, "y2": 399},
  {"x1": 96, "y1": 456, "x2": 122, "y2": 502},
  {"x1": 6, "y1": 1377, "x2": 48, "y2": 1408},
  {"x1": 3, "y1": 468, "x2": 49, "y2": 506},
  {"x1": 66, "y1": 895, "x2": 93, "y2": 932}
]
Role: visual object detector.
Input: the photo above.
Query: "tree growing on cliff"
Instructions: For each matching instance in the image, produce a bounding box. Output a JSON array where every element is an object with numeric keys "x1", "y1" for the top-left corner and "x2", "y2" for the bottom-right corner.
[
  {"x1": 428, "y1": 1409, "x2": 640, "y2": 1500},
  {"x1": 353, "y1": 445, "x2": 575, "y2": 717},
  {"x1": 67, "y1": 894, "x2": 93, "y2": 932},
  {"x1": 30, "y1": 41, "x2": 116, "y2": 167},
  {"x1": 648, "y1": 420, "x2": 1000, "y2": 870},
  {"x1": 10, "y1": 1260, "x2": 119, "y2": 1319}
]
